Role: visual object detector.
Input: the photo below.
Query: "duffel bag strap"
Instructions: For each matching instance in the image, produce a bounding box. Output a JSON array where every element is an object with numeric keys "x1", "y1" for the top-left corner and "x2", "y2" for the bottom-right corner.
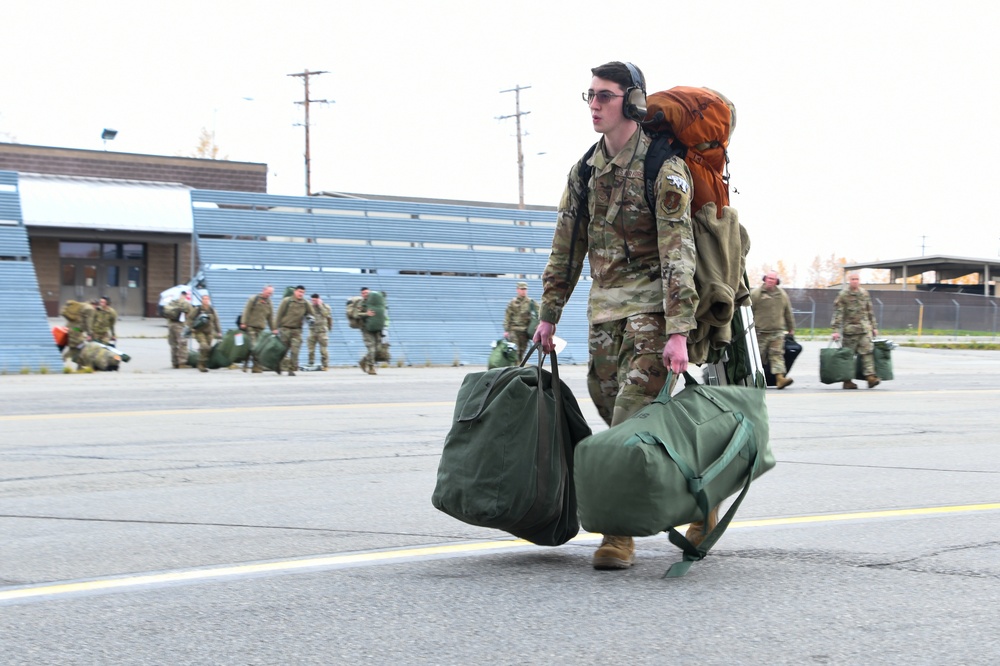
[{"x1": 664, "y1": 420, "x2": 760, "y2": 578}]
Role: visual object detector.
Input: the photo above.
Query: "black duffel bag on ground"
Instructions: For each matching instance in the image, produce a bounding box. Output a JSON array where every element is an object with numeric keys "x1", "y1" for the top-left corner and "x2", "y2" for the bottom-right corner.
[{"x1": 432, "y1": 344, "x2": 592, "y2": 546}]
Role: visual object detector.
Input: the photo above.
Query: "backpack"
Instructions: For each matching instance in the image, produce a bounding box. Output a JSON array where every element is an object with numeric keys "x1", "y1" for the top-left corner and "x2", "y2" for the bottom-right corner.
[
  {"x1": 346, "y1": 296, "x2": 364, "y2": 329},
  {"x1": 570, "y1": 86, "x2": 749, "y2": 366},
  {"x1": 163, "y1": 300, "x2": 183, "y2": 321}
]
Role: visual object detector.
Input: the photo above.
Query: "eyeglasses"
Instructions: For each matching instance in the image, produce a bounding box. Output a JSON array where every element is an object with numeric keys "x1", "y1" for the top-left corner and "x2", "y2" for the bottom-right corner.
[{"x1": 582, "y1": 90, "x2": 624, "y2": 104}]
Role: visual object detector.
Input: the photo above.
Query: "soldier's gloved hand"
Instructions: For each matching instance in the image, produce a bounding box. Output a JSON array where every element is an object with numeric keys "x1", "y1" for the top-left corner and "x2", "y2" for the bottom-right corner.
[
  {"x1": 832, "y1": 332, "x2": 841, "y2": 341},
  {"x1": 533, "y1": 321, "x2": 556, "y2": 353},
  {"x1": 872, "y1": 329, "x2": 878, "y2": 337},
  {"x1": 663, "y1": 333, "x2": 689, "y2": 374}
]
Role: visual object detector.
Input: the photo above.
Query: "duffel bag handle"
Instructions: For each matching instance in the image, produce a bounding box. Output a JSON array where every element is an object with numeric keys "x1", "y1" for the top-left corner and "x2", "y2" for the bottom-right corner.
[{"x1": 651, "y1": 369, "x2": 699, "y2": 404}]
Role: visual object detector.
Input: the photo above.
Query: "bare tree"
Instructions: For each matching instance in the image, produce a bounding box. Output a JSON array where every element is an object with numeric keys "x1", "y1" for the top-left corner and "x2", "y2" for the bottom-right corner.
[{"x1": 191, "y1": 127, "x2": 226, "y2": 160}]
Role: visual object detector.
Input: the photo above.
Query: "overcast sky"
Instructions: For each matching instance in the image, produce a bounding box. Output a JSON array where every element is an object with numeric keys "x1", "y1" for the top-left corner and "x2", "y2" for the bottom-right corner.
[{"x1": 2, "y1": 0, "x2": 998, "y2": 283}]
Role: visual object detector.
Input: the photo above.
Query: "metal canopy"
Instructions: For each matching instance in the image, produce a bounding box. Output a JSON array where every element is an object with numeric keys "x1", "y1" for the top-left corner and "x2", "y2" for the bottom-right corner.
[{"x1": 844, "y1": 254, "x2": 1000, "y2": 290}]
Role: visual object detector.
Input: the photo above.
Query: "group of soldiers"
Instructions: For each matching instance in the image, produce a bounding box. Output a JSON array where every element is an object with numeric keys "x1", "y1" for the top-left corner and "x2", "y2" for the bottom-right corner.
[
  {"x1": 163, "y1": 285, "x2": 385, "y2": 375},
  {"x1": 57, "y1": 296, "x2": 119, "y2": 367},
  {"x1": 751, "y1": 270, "x2": 882, "y2": 390}
]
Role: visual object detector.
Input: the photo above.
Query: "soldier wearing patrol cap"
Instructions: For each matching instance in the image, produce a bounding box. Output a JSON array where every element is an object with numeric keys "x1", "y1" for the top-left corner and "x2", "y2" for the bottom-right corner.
[{"x1": 503, "y1": 281, "x2": 538, "y2": 361}]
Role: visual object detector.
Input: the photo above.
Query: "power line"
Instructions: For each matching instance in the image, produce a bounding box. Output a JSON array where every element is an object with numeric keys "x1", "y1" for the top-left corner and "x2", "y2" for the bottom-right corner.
[
  {"x1": 497, "y1": 85, "x2": 531, "y2": 210},
  {"x1": 288, "y1": 69, "x2": 333, "y2": 196}
]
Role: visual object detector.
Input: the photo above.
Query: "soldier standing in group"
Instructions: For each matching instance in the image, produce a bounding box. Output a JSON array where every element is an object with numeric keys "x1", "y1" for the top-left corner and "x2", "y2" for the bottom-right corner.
[
  {"x1": 307, "y1": 293, "x2": 333, "y2": 370},
  {"x1": 165, "y1": 290, "x2": 194, "y2": 369},
  {"x1": 275, "y1": 285, "x2": 316, "y2": 377},
  {"x1": 90, "y1": 296, "x2": 118, "y2": 345},
  {"x1": 832, "y1": 272, "x2": 880, "y2": 389},
  {"x1": 751, "y1": 271, "x2": 795, "y2": 389},
  {"x1": 190, "y1": 294, "x2": 221, "y2": 373},
  {"x1": 239, "y1": 285, "x2": 275, "y2": 373},
  {"x1": 503, "y1": 281, "x2": 538, "y2": 361},
  {"x1": 532, "y1": 61, "x2": 699, "y2": 570}
]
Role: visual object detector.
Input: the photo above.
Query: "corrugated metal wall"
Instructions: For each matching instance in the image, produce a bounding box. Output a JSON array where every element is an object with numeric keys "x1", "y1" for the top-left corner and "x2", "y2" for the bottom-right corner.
[
  {"x1": 191, "y1": 190, "x2": 592, "y2": 367},
  {"x1": 0, "y1": 170, "x2": 66, "y2": 373}
]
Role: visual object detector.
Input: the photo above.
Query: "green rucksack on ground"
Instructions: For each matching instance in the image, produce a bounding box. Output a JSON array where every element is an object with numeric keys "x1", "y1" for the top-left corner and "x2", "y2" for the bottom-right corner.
[
  {"x1": 574, "y1": 371, "x2": 772, "y2": 577},
  {"x1": 432, "y1": 346, "x2": 592, "y2": 546},
  {"x1": 487, "y1": 338, "x2": 518, "y2": 369},
  {"x1": 215, "y1": 329, "x2": 250, "y2": 365},
  {"x1": 252, "y1": 330, "x2": 288, "y2": 370}
]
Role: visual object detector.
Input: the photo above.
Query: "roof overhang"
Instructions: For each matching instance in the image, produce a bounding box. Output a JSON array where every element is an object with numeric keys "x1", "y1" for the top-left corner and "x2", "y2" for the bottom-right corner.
[
  {"x1": 845, "y1": 255, "x2": 1000, "y2": 283},
  {"x1": 18, "y1": 173, "x2": 193, "y2": 234}
]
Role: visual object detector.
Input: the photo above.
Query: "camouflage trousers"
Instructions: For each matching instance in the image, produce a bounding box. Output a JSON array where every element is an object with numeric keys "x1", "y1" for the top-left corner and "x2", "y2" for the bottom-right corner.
[
  {"x1": 308, "y1": 328, "x2": 329, "y2": 366},
  {"x1": 757, "y1": 330, "x2": 787, "y2": 375},
  {"x1": 509, "y1": 329, "x2": 529, "y2": 363},
  {"x1": 362, "y1": 329, "x2": 382, "y2": 366},
  {"x1": 587, "y1": 313, "x2": 670, "y2": 427},
  {"x1": 280, "y1": 327, "x2": 303, "y2": 371},
  {"x1": 91, "y1": 330, "x2": 113, "y2": 345},
  {"x1": 842, "y1": 333, "x2": 875, "y2": 377},
  {"x1": 192, "y1": 331, "x2": 215, "y2": 368},
  {"x1": 168, "y1": 322, "x2": 187, "y2": 367},
  {"x1": 244, "y1": 327, "x2": 263, "y2": 370}
]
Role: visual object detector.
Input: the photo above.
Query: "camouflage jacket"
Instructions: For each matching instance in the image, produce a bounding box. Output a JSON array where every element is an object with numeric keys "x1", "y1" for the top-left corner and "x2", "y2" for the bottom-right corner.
[
  {"x1": 504, "y1": 295, "x2": 537, "y2": 333},
  {"x1": 90, "y1": 307, "x2": 117, "y2": 337},
  {"x1": 310, "y1": 302, "x2": 332, "y2": 332},
  {"x1": 190, "y1": 305, "x2": 221, "y2": 337},
  {"x1": 832, "y1": 287, "x2": 877, "y2": 335},
  {"x1": 241, "y1": 294, "x2": 274, "y2": 330},
  {"x1": 539, "y1": 128, "x2": 698, "y2": 333},
  {"x1": 276, "y1": 296, "x2": 316, "y2": 329},
  {"x1": 750, "y1": 286, "x2": 794, "y2": 333}
]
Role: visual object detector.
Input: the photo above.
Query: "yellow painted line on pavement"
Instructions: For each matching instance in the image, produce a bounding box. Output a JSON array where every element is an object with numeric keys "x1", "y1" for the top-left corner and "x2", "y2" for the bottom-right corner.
[
  {"x1": 2, "y1": 502, "x2": 997, "y2": 604},
  {"x1": 0, "y1": 401, "x2": 456, "y2": 422}
]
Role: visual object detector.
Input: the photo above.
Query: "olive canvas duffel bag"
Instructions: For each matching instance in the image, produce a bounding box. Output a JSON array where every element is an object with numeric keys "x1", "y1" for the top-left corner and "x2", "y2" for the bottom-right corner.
[
  {"x1": 432, "y1": 345, "x2": 592, "y2": 546},
  {"x1": 574, "y1": 371, "x2": 773, "y2": 577}
]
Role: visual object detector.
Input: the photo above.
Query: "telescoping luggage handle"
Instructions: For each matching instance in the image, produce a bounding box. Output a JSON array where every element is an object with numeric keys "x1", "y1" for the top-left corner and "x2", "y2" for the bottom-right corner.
[{"x1": 644, "y1": 370, "x2": 762, "y2": 578}]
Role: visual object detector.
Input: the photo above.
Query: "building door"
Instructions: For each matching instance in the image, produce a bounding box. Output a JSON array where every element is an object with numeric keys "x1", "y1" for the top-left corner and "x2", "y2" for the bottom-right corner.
[{"x1": 59, "y1": 242, "x2": 146, "y2": 316}]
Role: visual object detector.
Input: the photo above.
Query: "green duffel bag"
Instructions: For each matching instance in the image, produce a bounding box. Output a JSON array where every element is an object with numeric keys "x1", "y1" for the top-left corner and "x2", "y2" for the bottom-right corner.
[
  {"x1": 574, "y1": 371, "x2": 773, "y2": 577},
  {"x1": 207, "y1": 342, "x2": 231, "y2": 369},
  {"x1": 854, "y1": 339, "x2": 894, "y2": 381},
  {"x1": 215, "y1": 329, "x2": 250, "y2": 365},
  {"x1": 432, "y1": 345, "x2": 592, "y2": 547},
  {"x1": 820, "y1": 344, "x2": 855, "y2": 384},
  {"x1": 252, "y1": 330, "x2": 288, "y2": 370},
  {"x1": 487, "y1": 338, "x2": 518, "y2": 369},
  {"x1": 187, "y1": 349, "x2": 200, "y2": 368},
  {"x1": 364, "y1": 291, "x2": 387, "y2": 332}
]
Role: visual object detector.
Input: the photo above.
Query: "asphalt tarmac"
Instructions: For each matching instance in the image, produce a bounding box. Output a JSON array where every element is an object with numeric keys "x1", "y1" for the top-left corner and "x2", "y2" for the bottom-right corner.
[{"x1": 1, "y1": 321, "x2": 998, "y2": 665}]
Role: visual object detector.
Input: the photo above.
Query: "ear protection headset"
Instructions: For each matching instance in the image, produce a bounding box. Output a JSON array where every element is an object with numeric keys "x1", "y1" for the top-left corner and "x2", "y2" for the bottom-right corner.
[{"x1": 623, "y1": 62, "x2": 647, "y2": 122}]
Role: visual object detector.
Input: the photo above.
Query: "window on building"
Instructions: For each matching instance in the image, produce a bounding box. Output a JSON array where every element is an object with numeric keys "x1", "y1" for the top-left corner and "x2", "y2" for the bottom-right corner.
[
  {"x1": 59, "y1": 242, "x2": 100, "y2": 258},
  {"x1": 106, "y1": 265, "x2": 120, "y2": 287},
  {"x1": 61, "y1": 263, "x2": 76, "y2": 286},
  {"x1": 123, "y1": 243, "x2": 145, "y2": 260}
]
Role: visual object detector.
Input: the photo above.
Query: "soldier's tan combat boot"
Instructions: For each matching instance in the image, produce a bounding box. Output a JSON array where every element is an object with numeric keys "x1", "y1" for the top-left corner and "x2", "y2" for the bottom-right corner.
[
  {"x1": 592, "y1": 535, "x2": 635, "y2": 570},
  {"x1": 359, "y1": 360, "x2": 369, "y2": 374},
  {"x1": 866, "y1": 375, "x2": 880, "y2": 389},
  {"x1": 685, "y1": 506, "x2": 720, "y2": 548},
  {"x1": 367, "y1": 364, "x2": 377, "y2": 375},
  {"x1": 198, "y1": 363, "x2": 208, "y2": 373},
  {"x1": 775, "y1": 374, "x2": 794, "y2": 390},
  {"x1": 842, "y1": 380, "x2": 858, "y2": 389}
]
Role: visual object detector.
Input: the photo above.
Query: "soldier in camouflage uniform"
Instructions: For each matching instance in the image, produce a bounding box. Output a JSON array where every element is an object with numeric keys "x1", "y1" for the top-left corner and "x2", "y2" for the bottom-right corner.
[
  {"x1": 503, "y1": 281, "x2": 538, "y2": 361},
  {"x1": 166, "y1": 291, "x2": 194, "y2": 369},
  {"x1": 533, "y1": 62, "x2": 699, "y2": 571},
  {"x1": 354, "y1": 287, "x2": 384, "y2": 375},
  {"x1": 275, "y1": 285, "x2": 316, "y2": 376},
  {"x1": 189, "y1": 294, "x2": 221, "y2": 373},
  {"x1": 240, "y1": 285, "x2": 275, "y2": 373},
  {"x1": 90, "y1": 296, "x2": 118, "y2": 345},
  {"x1": 60, "y1": 300, "x2": 94, "y2": 368},
  {"x1": 750, "y1": 271, "x2": 795, "y2": 389},
  {"x1": 832, "y1": 272, "x2": 880, "y2": 389},
  {"x1": 307, "y1": 293, "x2": 333, "y2": 370}
]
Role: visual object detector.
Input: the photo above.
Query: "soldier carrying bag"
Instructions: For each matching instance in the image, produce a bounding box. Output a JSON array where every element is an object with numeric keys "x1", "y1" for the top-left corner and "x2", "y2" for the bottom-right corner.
[
  {"x1": 432, "y1": 344, "x2": 592, "y2": 546},
  {"x1": 574, "y1": 371, "x2": 773, "y2": 577}
]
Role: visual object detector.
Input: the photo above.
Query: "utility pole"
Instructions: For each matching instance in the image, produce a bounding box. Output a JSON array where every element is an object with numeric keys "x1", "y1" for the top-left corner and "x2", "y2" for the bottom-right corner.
[
  {"x1": 920, "y1": 235, "x2": 928, "y2": 256},
  {"x1": 497, "y1": 85, "x2": 531, "y2": 209},
  {"x1": 288, "y1": 69, "x2": 332, "y2": 196}
]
